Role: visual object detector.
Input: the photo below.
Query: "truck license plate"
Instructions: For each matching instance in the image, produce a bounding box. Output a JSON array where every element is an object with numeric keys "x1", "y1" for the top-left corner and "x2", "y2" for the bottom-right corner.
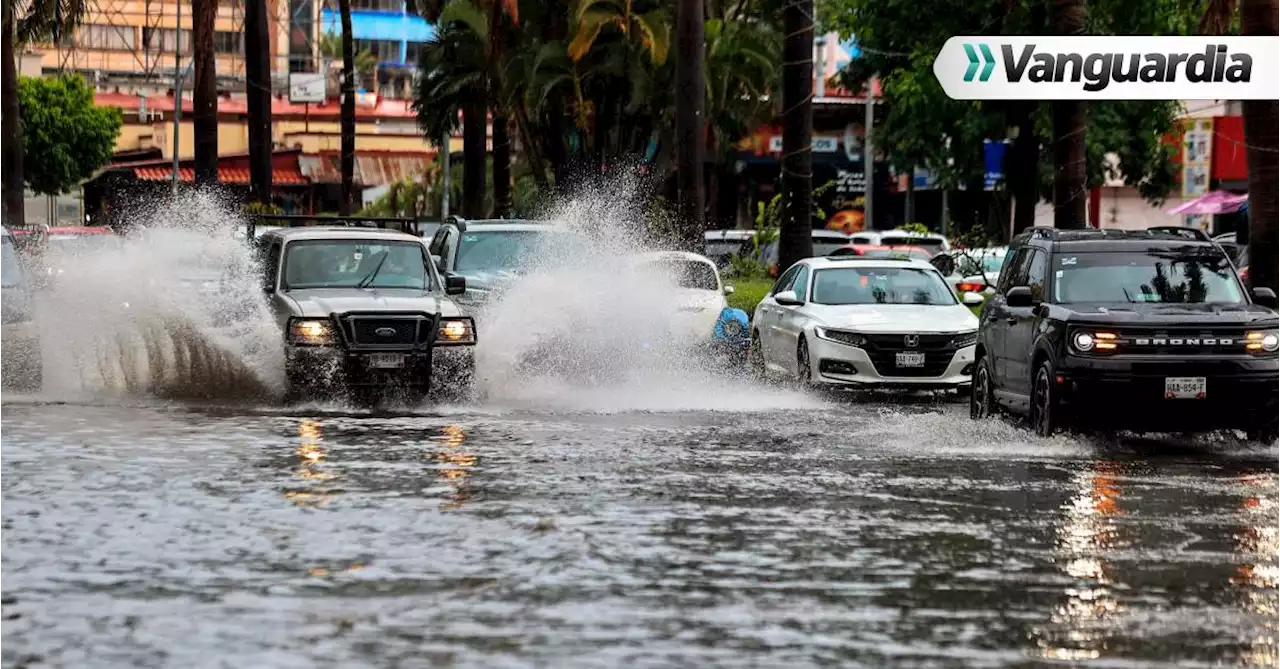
[
  {"x1": 1164, "y1": 376, "x2": 1206, "y2": 399},
  {"x1": 896, "y1": 352, "x2": 926, "y2": 368},
  {"x1": 368, "y1": 353, "x2": 406, "y2": 369}
]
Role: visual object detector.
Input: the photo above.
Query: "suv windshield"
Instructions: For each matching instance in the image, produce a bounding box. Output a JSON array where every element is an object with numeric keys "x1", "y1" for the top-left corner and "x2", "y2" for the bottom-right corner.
[
  {"x1": 2, "y1": 237, "x2": 22, "y2": 287},
  {"x1": 1053, "y1": 250, "x2": 1244, "y2": 304},
  {"x1": 284, "y1": 239, "x2": 431, "y2": 290},
  {"x1": 454, "y1": 230, "x2": 549, "y2": 273},
  {"x1": 812, "y1": 267, "x2": 957, "y2": 305},
  {"x1": 641, "y1": 258, "x2": 719, "y2": 291}
]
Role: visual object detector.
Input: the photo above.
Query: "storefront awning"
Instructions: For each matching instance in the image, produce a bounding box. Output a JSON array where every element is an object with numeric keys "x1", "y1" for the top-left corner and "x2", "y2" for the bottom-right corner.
[{"x1": 133, "y1": 167, "x2": 309, "y2": 185}]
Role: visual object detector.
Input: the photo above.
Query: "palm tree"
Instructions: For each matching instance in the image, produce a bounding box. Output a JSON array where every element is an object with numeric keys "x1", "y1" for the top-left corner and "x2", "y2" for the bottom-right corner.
[
  {"x1": 245, "y1": 0, "x2": 272, "y2": 204},
  {"x1": 674, "y1": 0, "x2": 704, "y2": 249},
  {"x1": 1049, "y1": 0, "x2": 1086, "y2": 229},
  {"x1": 318, "y1": 33, "x2": 376, "y2": 92},
  {"x1": 777, "y1": 0, "x2": 814, "y2": 271},
  {"x1": 339, "y1": 0, "x2": 356, "y2": 213},
  {"x1": 193, "y1": 0, "x2": 218, "y2": 186}
]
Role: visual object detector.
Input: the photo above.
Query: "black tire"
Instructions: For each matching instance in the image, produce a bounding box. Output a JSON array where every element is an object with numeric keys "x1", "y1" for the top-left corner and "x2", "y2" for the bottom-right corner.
[
  {"x1": 796, "y1": 337, "x2": 814, "y2": 387},
  {"x1": 748, "y1": 331, "x2": 767, "y2": 381},
  {"x1": 1030, "y1": 360, "x2": 1059, "y2": 437},
  {"x1": 1246, "y1": 416, "x2": 1279, "y2": 444},
  {"x1": 970, "y1": 355, "x2": 996, "y2": 420}
]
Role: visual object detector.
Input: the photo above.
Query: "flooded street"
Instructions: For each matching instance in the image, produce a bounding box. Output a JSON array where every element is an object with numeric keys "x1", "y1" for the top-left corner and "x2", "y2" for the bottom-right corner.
[{"x1": 3, "y1": 394, "x2": 1276, "y2": 668}]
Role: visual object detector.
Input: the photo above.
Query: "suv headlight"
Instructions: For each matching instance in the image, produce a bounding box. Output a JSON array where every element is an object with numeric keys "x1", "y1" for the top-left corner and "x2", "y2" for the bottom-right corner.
[
  {"x1": 1246, "y1": 330, "x2": 1279, "y2": 354},
  {"x1": 1070, "y1": 329, "x2": 1118, "y2": 354},
  {"x1": 816, "y1": 327, "x2": 866, "y2": 348},
  {"x1": 436, "y1": 317, "x2": 476, "y2": 345},
  {"x1": 289, "y1": 318, "x2": 338, "y2": 345}
]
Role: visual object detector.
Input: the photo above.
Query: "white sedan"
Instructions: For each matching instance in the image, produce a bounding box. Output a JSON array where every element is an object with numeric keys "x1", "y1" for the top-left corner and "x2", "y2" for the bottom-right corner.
[
  {"x1": 749, "y1": 256, "x2": 982, "y2": 390},
  {"x1": 631, "y1": 250, "x2": 735, "y2": 342}
]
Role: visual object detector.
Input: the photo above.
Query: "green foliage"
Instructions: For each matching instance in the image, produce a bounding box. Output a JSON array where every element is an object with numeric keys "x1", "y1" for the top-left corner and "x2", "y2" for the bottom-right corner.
[
  {"x1": 18, "y1": 74, "x2": 122, "y2": 196},
  {"x1": 243, "y1": 202, "x2": 284, "y2": 216},
  {"x1": 318, "y1": 33, "x2": 378, "y2": 78},
  {"x1": 896, "y1": 222, "x2": 930, "y2": 235},
  {"x1": 724, "y1": 276, "x2": 774, "y2": 312},
  {"x1": 821, "y1": 0, "x2": 1203, "y2": 205}
]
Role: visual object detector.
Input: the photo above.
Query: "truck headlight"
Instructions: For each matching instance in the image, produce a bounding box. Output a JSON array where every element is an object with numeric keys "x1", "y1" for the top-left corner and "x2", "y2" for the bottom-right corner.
[
  {"x1": 289, "y1": 318, "x2": 338, "y2": 345},
  {"x1": 437, "y1": 317, "x2": 476, "y2": 344},
  {"x1": 1246, "y1": 330, "x2": 1279, "y2": 354}
]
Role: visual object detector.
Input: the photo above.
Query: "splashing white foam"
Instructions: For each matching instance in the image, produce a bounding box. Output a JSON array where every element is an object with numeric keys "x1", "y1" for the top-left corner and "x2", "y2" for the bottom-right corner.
[{"x1": 31, "y1": 192, "x2": 284, "y2": 402}]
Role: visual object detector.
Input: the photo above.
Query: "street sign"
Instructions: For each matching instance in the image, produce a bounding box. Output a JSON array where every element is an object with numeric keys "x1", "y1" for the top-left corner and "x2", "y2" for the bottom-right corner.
[{"x1": 288, "y1": 73, "x2": 326, "y2": 104}]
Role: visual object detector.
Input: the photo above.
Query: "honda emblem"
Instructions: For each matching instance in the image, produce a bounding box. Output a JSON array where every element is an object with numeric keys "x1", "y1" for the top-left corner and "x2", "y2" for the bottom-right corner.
[{"x1": 903, "y1": 334, "x2": 920, "y2": 348}]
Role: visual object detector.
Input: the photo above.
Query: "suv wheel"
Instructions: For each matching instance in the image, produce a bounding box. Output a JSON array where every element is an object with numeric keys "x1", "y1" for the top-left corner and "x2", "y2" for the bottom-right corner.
[
  {"x1": 970, "y1": 355, "x2": 995, "y2": 420},
  {"x1": 1030, "y1": 360, "x2": 1059, "y2": 437}
]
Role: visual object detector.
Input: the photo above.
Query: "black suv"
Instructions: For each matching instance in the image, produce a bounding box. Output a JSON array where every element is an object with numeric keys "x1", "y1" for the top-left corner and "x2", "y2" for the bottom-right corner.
[{"x1": 969, "y1": 226, "x2": 1278, "y2": 441}]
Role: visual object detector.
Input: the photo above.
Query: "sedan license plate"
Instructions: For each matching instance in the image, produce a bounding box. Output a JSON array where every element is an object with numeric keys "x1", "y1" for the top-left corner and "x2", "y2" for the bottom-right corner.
[
  {"x1": 895, "y1": 351, "x2": 926, "y2": 368},
  {"x1": 1164, "y1": 376, "x2": 1206, "y2": 399},
  {"x1": 367, "y1": 353, "x2": 406, "y2": 369}
]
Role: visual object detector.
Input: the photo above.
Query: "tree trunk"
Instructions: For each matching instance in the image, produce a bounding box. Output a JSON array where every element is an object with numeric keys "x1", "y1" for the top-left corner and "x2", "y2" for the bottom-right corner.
[
  {"x1": 492, "y1": 113, "x2": 511, "y2": 217},
  {"x1": 675, "y1": 0, "x2": 706, "y2": 251},
  {"x1": 778, "y1": 0, "x2": 814, "y2": 269},
  {"x1": 1241, "y1": 0, "x2": 1277, "y2": 293},
  {"x1": 461, "y1": 102, "x2": 486, "y2": 218},
  {"x1": 245, "y1": 0, "x2": 272, "y2": 204},
  {"x1": 1050, "y1": 0, "x2": 1086, "y2": 229},
  {"x1": 192, "y1": 0, "x2": 219, "y2": 187},
  {"x1": 339, "y1": 0, "x2": 356, "y2": 214},
  {"x1": 904, "y1": 164, "x2": 915, "y2": 224},
  {"x1": 513, "y1": 104, "x2": 550, "y2": 191},
  {"x1": 1007, "y1": 102, "x2": 1039, "y2": 235},
  {"x1": 1, "y1": 4, "x2": 24, "y2": 226}
]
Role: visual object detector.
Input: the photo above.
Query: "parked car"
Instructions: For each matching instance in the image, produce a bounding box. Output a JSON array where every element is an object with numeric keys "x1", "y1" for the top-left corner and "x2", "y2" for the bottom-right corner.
[
  {"x1": 749, "y1": 255, "x2": 982, "y2": 393},
  {"x1": 632, "y1": 250, "x2": 750, "y2": 364},
  {"x1": 256, "y1": 226, "x2": 476, "y2": 404},
  {"x1": 932, "y1": 247, "x2": 1009, "y2": 297},
  {"x1": 704, "y1": 229, "x2": 756, "y2": 269},
  {"x1": 969, "y1": 226, "x2": 1278, "y2": 441},
  {"x1": 848, "y1": 230, "x2": 951, "y2": 254},
  {"x1": 828, "y1": 244, "x2": 936, "y2": 263},
  {"x1": 745, "y1": 230, "x2": 852, "y2": 277},
  {"x1": 1, "y1": 226, "x2": 42, "y2": 390}
]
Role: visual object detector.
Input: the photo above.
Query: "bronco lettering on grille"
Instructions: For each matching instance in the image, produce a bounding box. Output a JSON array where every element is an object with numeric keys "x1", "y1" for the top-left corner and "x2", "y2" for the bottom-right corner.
[{"x1": 1134, "y1": 337, "x2": 1234, "y2": 346}]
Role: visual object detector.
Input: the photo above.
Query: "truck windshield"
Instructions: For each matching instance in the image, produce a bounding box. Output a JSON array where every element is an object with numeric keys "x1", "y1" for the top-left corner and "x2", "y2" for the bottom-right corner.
[
  {"x1": 1053, "y1": 250, "x2": 1244, "y2": 304},
  {"x1": 812, "y1": 267, "x2": 957, "y2": 305},
  {"x1": 284, "y1": 239, "x2": 431, "y2": 290},
  {"x1": 454, "y1": 230, "x2": 547, "y2": 273},
  {"x1": 2, "y1": 238, "x2": 22, "y2": 287}
]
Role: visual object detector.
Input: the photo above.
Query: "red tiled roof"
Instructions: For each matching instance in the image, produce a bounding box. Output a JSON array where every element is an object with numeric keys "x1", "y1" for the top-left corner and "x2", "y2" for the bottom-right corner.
[
  {"x1": 96, "y1": 92, "x2": 417, "y2": 119},
  {"x1": 133, "y1": 166, "x2": 309, "y2": 185}
]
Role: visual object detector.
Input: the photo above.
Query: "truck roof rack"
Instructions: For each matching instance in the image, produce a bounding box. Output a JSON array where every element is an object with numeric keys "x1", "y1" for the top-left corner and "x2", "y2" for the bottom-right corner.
[{"x1": 1146, "y1": 225, "x2": 1212, "y2": 242}]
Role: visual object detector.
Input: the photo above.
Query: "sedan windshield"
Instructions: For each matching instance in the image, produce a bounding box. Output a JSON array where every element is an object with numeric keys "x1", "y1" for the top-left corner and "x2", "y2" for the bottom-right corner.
[
  {"x1": 1053, "y1": 250, "x2": 1244, "y2": 304},
  {"x1": 2, "y1": 238, "x2": 22, "y2": 287},
  {"x1": 284, "y1": 239, "x2": 430, "y2": 290},
  {"x1": 641, "y1": 258, "x2": 719, "y2": 291},
  {"x1": 812, "y1": 267, "x2": 957, "y2": 306}
]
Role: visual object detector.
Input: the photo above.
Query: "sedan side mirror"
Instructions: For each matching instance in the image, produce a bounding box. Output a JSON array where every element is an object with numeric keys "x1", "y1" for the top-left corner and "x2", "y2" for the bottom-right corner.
[
  {"x1": 445, "y1": 274, "x2": 467, "y2": 296},
  {"x1": 723, "y1": 285, "x2": 736, "y2": 295},
  {"x1": 961, "y1": 291, "x2": 984, "y2": 307},
  {"x1": 1252, "y1": 286, "x2": 1278, "y2": 308},
  {"x1": 775, "y1": 290, "x2": 802, "y2": 306},
  {"x1": 1005, "y1": 285, "x2": 1034, "y2": 308}
]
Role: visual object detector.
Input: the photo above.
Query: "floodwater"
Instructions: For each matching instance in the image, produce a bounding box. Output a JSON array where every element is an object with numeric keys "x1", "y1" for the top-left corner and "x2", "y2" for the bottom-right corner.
[{"x1": 2, "y1": 393, "x2": 1276, "y2": 669}]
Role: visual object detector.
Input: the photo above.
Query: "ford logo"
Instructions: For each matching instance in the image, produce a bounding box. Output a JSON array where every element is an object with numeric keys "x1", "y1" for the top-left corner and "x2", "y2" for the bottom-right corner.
[{"x1": 375, "y1": 327, "x2": 398, "y2": 337}]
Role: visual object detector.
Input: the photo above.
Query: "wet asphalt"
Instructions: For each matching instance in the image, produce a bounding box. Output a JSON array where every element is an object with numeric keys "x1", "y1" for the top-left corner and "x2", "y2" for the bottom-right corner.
[{"x1": 1, "y1": 393, "x2": 1276, "y2": 669}]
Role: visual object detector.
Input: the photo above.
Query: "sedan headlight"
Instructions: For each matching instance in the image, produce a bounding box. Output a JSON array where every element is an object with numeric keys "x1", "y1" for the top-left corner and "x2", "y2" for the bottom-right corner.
[
  {"x1": 951, "y1": 330, "x2": 978, "y2": 348},
  {"x1": 436, "y1": 317, "x2": 476, "y2": 345},
  {"x1": 289, "y1": 318, "x2": 338, "y2": 345},
  {"x1": 1246, "y1": 330, "x2": 1279, "y2": 354},
  {"x1": 816, "y1": 327, "x2": 866, "y2": 348}
]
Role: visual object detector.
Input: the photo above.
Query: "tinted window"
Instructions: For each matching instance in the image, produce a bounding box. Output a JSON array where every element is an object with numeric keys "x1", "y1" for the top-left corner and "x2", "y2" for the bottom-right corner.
[
  {"x1": 792, "y1": 265, "x2": 811, "y2": 301},
  {"x1": 2, "y1": 237, "x2": 22, "y2": 287},
  {"x1": 771, "y1": 265, "x2": 800, "y2": 295},
  {"x1": 453, "y1": 230, "x2": 549, "y2": 273},
  {"x1": 811, "y1": 267, "x2": 958, "y2": 306},
  {"x1": 283, "y1": 239, "x2": 431, "y2": 290},
  {"x1": 642, "y1": 258, "x2": 719, "y2": 291},
  {"x1": 1027, "y1": 249, "x2": 1049, "y2": 302},
  {"x1": 1052, "y1": 250, "x2": 1244, "y2": 304},
  {"x1": 999, "y1": 248, "x2": 1034, "y2": 293}
]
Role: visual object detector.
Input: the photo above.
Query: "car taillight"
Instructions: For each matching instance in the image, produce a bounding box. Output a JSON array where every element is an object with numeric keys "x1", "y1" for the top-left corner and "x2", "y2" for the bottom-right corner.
[{"x1": 956, "y1": 282, "x2": 985, "y2": 293}]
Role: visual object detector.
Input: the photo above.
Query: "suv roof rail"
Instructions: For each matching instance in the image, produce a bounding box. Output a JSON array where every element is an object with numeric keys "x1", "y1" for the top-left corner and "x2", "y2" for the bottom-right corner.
[
  {"x1": 1146, "y1": 225, "x2": 1212, "y2": 242},
  {"x1": 1026, "y1": 226, "x2": 1058, "y2": 240}
]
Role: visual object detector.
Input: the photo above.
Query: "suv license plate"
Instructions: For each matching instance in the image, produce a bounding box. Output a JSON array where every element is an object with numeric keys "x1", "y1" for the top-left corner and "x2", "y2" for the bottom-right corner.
[
  {"x1": 368, "y1": 353, "x2": 406, "y2": 369},
  {"x1": 1165, "y1": 376, "x2": 1206, "y2": 399},
  {"x1": 896, "y1": 352, "x2": 926, "y2": 368}
]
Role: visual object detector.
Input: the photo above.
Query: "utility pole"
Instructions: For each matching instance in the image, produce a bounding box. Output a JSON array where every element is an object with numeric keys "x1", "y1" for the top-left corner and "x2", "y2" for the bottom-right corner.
[
  {"x1": 864, "y1": 89, "x2": 874, "y2": 229},
  {"x1": 170, "y1": 0, "x2": 182, "y2": 195}
]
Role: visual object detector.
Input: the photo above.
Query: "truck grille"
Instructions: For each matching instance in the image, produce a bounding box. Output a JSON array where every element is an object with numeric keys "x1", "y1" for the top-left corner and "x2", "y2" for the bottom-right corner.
[
  {"x1": 861, "y1": 333, "x2": 956, "y2": 377},
  {"x1": 1107, "y1": 327, "x2": 1251, "y2": 356},
  {"x1": 344, "y1": 317, "x2": 426, "y2": 346}
]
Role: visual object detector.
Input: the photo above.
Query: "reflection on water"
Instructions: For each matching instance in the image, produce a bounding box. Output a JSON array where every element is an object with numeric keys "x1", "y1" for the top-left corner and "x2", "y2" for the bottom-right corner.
[
  {"x1": 1032, "y1": 461, "x2": 1124, "y2": 662},
  {"x1": 428, "y1": 424, "x2": 476, "y2": 510},
  {"x1": 1233, "y1": 473, "x2": 1279, "y2": 667},
  {"x1": 285, "y1": 418, "x2": 336, "y2": 507}
]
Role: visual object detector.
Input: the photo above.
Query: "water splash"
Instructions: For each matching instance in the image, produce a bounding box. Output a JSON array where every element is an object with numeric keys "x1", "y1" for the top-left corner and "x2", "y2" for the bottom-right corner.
[
  {"x1": 32, "y1": 192, "x2": 284, "y2": 402},
  {"x1": 471, "y1": 172, "x2": 815, "y2": 413}
]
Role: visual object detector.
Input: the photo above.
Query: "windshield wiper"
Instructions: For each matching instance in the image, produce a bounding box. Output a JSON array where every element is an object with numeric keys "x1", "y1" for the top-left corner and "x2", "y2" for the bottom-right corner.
[{"x1": 355, "y1": 253, "x2": 389, "y2": 289}]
